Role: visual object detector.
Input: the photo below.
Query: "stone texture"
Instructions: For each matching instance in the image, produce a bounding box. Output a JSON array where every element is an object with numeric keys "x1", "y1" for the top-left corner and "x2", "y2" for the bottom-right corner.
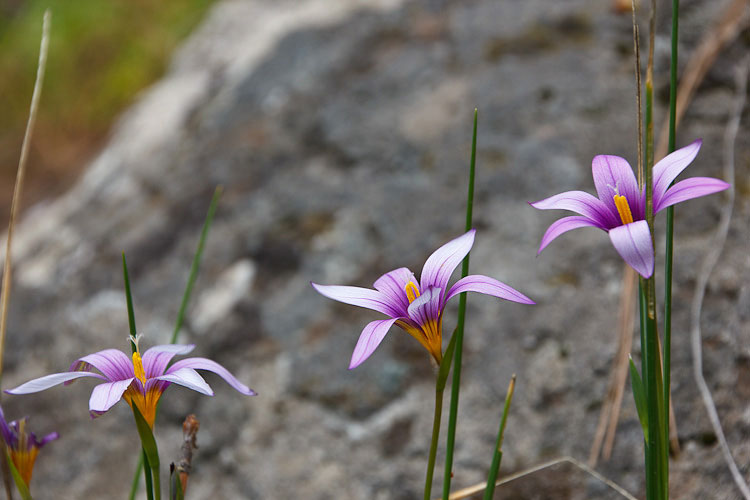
[{"x1": 1, "y1": 0, "x2": 748, "y2": 498}]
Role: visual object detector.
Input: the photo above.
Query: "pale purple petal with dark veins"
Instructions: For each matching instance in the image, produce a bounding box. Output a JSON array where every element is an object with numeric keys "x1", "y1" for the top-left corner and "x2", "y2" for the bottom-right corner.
[
  {"x1": 654, "y1": 177, "x2": 729, "y2": 213},
  {"x1": 311, "y1": 283, "x2": 401, "y2": 318},
  {"x1": 420, "y1": 230, "x2": 475, "y2": 292},
  {"x1": 68, "y1": 349, "x2": 134, "y2": 382},
  {"x1": 407, "y1": 286, "x2": 442, "y2": 328},
  {"x1": 155, "y1": 368, "x2": 213, "y2": 396},
  {"x1": 592, "y1": 155, "x2": 643, "y2": 220},
  {"x1": 142, "y1": 344, "x2": 196, "y2": 378},
  {"x1": 348, "y1": 318, "x2": 399, "y2": 369},
  {"x1": 373, "y1": 267, "x2": 416, "y2": 315},
  {"x1": 529, "y1": 191, "x2": 617, "y2": 228},
  {"x1": 608, "y1": 221, "x2": 654, "y2": 278},
  {"x1": 6, "y1": 371, "x2": 106, "y2": 395},
  {"x1": 537, "y1": 216, "x2": 606, "y2": 254},
  {"x1": 167, "y1": 358, "x2": 255, "y2": 396},
  {"x1": 88, "y1": 379, "x2": 134, "y2": 417},
  {"x1": 445, "y1": 275, "x2": 535, "y2": 304},
  {"x1": 652, "y1": 139, "x2": 702, "y2": 209}
]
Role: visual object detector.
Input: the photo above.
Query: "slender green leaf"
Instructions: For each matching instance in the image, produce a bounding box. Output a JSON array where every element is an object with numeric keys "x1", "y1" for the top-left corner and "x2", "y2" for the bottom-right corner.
[
  {"x1": 443, "y1": 109, "x2": 478, "y2": 499},
  {"x1": 122, "y1": 253, "x2": 138, "y2": 343},
  {"x1": 171, "y1": 185, "x2": 222, "y2": 344},
  {"x1": 483, "y1": 375, "x2": 516, "y2": 500},
  {"x1": 4, "y1": 451, "x2": 32, "y2": 500},
  {"x1": 629, "y1": 356, "x2": 648, "y2": 442},
  {"x1": 133, "y1": 406, "x2": 161, "y2": 500}
]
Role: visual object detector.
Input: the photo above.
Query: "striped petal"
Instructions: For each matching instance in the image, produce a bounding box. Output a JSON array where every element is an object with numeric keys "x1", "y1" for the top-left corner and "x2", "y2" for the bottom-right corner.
[
  {"x1": 652, "y1": 139, "x2": 702, "y2": 209},
  {"x1": 654, "y1": 177, "x2": 729, "y2": 213},
  {"x1": 311, "y1": 283, "x2": 401, "y2": 318},
  {"x1": 530, "y1": 191, "x2": 616, "y2": 228},
  {"x1": 373, "y1": 267, "x2": 416, "y2": 315},
  {"x1": 592, "y1": 155, "x2": 643, "y2": 221},
  {"x1": 142, "y1": 344, "x2": 195, "y2": 378},
  {"x1": 348, "y1": 318, "x2": 399, "y2": 369},
  {"x1": 407, "y1": 286, "x2": 442, "y2": 328},
  {"x1": 420, "y1": 230, "x2": 475, "y2": 292},
  {"x1": 6, "y1": 371, "x2": 105, "y2": 395},
  {"x1": 69, "y1": 349, "x2": 134, "y2": 382},
  {"x1": 608, "y1": 221, "x2": 654, "y2": 278},
  {"x1": 445, "y1": 275, "x2": 535, "y2": 304},
  {"x1": 89, "y1": 379, "x2": 134, "y2": 417},
  {"x1": 155, "y1": 368, "x2": 213, "y2": 396},
  {"x1": 537, "y1": 215, "x2": 605, "y2": 254},
  {"x1": 167, "y1": 358, "x2": 255, "y2": 396}
]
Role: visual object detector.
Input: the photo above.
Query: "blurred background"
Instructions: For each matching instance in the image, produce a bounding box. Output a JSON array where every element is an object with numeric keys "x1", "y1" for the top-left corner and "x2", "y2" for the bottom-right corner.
[{"x1": 0, "y1": 0, "x2": 748, "y2": 498}]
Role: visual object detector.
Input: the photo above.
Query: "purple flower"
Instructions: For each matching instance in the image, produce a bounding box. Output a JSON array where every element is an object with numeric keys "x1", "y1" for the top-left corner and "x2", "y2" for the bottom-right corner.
[
  {"x1": 530, "y1": 140, "x2": 729, "y2": 278},
  {"x1": 6, "y1": 337, "x2": 256, "y2": 428},
  {"x1": 0, "y1": 405, "x2": 58, "y2": 487},
  {"x1": 312, "y1": 229, "x2": 534, "y2": 369}
]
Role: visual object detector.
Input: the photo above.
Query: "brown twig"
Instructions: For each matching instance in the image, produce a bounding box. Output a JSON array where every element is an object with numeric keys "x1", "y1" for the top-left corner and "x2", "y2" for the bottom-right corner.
[
  {"x1": 443, "y1": 456, "x2": 638, "y2": 500},
  {"x1": 175, "y1": 414, "x2": 200, "y2": 494}
]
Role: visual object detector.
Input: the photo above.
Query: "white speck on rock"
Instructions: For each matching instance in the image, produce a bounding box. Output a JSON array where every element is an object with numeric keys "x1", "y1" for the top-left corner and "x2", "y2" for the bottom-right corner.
[{"x1": 191, "y1": 259, "x2": 256, "y2": 333}]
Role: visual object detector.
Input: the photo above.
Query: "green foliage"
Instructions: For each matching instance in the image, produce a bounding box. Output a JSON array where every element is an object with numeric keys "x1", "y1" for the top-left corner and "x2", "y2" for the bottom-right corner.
[
  {"x1": 0, "y1": 0, "x2": 213, "y2": 180},
  {"x1": 4, "y1": 451, "x2": 33, "y2": 500}
]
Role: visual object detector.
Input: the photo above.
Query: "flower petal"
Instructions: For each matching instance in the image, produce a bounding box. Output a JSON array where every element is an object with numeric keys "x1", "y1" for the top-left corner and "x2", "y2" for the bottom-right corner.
[
  {"x1": 529, "y1": 191, "x2": 616, "y2": 228},
  {"x1": 34, "y1": 432, "x2": 60, "y2": 447},
  {"x1": 155, "y1": 368, "x2": 213, "y2": 396},
  {"x1": 88, "y1": 379, "x2": 134, "y2": 417},
  {"x1": 6, "y1": 371, "x2": 105, "y2": 395},
  {"x1": 608, "y1": 221, "x2": 654, "y2": 278},
  {"x1": 348, "y1": 318, "x2": 399, "y2": 369},
  {"x1": 420, "y1": 230, "x2": 475, "y2": 292},
  {"x1": 592, "y1": 154, "x2": 643, "y2": 220},
  {"x1": 407, "y1": 286, "x2": 442, "y2": 328},
  {"x1": 445, "y1": 275, "x2": 535, "y2": 304},
  {"x1": 142, "y1": 344, "x2": 196, "y2": 378},
  {"x1": 654, "y1": 177, "x2": 729, "y2": 213},
  {"x1": 373, "y1": 267, "x2": 416, "y2": 315},
  {"x1": 652, "y1": 139, "x2": 702, "y2": 209},
  {"x1": 167, "y1": 358, "x2": 255, "y2": 396},
  {"x1": 311, "y1": 283, "x2": 401, "y2": 318},
  {"x1": 536, "y1": 215, "x2": 605, "y2": 254},
  {"x1": 69, "y1": 349, "x2": 134, "y2": 382},
  {"x1": 0, "y1": 406, "x2": 15, "y2": 447}
]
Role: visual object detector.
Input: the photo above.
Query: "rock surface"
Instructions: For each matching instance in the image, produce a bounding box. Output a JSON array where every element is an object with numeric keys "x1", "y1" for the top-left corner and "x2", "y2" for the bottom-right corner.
[{"x1": 1, "y1": 0, "x2": 748, "y2": 498}]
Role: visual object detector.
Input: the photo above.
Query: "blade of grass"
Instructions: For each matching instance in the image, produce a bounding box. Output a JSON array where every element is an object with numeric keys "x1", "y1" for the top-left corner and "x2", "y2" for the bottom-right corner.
[
  {"x1": 0, "y1": 12, "x2": 50, "y2": 498},
  {"x1": 130, "y1": 189, "x2": 222, "y2": 499},
  {"x1": 170, "y1": 186, "x2": 222, "y2": 344},
  {"x1": 133, "y1": 406, "x2": 161, "y2": 500},
  {"x1": 483, "y1": 374, "x2": 516, "y2": 500},
  {"x1": 442, "y1": 109, "x2": 478, "y2": 499}
]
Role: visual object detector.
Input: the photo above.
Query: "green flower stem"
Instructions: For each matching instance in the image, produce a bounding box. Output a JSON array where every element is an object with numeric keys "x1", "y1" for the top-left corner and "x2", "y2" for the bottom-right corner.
[
  {"x1": 425, "y1": 386, "x2": 444, "y2": 500},
  {"x1": 142, "y1": 451, "x2": 155, "y2": 500},
  {"x1": 663, "y1": 0, "x2": 679, "y2": 477},
  {"x1": 442, "y1": 109, "x2": 478, "y2": 499},
  {"x1": 483, "y1": 375, "x2": 516, "y2": 500}
]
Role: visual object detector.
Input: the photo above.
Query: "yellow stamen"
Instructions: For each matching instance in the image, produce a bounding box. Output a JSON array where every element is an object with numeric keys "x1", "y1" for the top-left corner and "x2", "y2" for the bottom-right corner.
[
  {"x1": 132, "y1": 351, "x2": 147, "y2": 387},
  {"x1": 404, "y1": 281, "x2": 421, "y2": 304},
  {"x1": 614, "y1": 194, "x2": 634, "y2": 225}
]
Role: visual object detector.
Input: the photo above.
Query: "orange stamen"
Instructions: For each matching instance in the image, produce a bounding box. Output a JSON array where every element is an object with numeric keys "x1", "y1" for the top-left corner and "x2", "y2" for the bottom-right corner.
[
  {"x1": 614, "y1": 194, "x2": 634, "y2": 225},
  {"x1": 404, "y1": 281, "x2": 421, "y2": 303}
]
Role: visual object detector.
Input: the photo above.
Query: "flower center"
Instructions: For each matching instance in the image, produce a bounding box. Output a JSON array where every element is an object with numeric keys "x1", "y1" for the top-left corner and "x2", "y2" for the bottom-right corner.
[
  {"x1": 404, "y1": 281, "x2": 421, "y2": 303},
  {"x1": 132, "y1": 351, "x2": 147, "y2": 386},
  {"x1": 613, "y1": 194, "x2": 634, "y2": 225}
]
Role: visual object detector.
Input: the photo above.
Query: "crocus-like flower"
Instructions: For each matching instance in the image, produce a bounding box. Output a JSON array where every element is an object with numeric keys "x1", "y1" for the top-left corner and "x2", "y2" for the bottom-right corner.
[
  {"x1": 6, "y1": 337, "x2": 256, "y2": 428},
  {"x1": 0, "y1": 405, "x2": 58, "y2": 487},
  {"x1": 312, "y1": 229, "x2": 534, "y2": 369},
  {"x1": 530, "y1": 140, "x2": 729, "y2": 278}
]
